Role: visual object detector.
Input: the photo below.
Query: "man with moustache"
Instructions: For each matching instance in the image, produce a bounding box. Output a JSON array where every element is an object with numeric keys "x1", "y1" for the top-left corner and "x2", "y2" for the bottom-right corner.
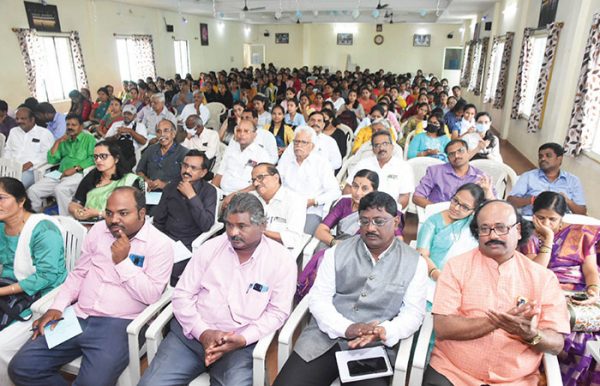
[
  {"x1": 138, "y1": 193, "x2": 296, "y2": 386},
  {"x1": 179, "y1": 90, "x2": 210, "y2": 125},
  {"x1": 181, "y1": 115, "x2": 220, "y2": 161},
  {"x1": 9, "y1": 187, "x2": 174, "y2": 386},
  {"x1": 136, "y1": 119, "x2": 188, "y2": 192},
  {"x1": 153, "y1": 149, "x2": 217, "y2": 284},
  {"x1": 27, "y1": 114, "x2": 96, "y2": 215},
  {"x1": 508, "y1": 142, "x2": 586, "y2": 216},
  {"x1": 423, "y1": 200, "x2": 570, "y2": 386},
  {"x1": 343, "y1": 130, "x2": 414, "y2": 209},
  {"x1": 141, "y1": 93, "x2": 177, "y2": 140},
  {"x1": 105, "y1": 104, "x2": 148, "y2": 169},
  {"x1": 3, "y1": 106, "x2": 54, "y2": 188},
  {"x1": 274, "y1": 192, "x2": 427, "y2": 385}
]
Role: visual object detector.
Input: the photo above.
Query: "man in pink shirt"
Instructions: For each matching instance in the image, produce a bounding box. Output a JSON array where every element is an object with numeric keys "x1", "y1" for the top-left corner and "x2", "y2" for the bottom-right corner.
[
  {"x1": 139, "y1": 193, "x2": 296, "y2": 385},
  {"x1": 9, "y1": 187, "x2": 174, "y2": 386},
  {"x1": 424, "y1": 200, "x2": 570, "y2": 386}
]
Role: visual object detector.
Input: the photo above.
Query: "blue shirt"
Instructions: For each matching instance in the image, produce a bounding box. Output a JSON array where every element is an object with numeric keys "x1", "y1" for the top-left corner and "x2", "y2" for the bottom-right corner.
[
  {"x1": 407, "y1": 132, "x2": 450, "y2": 161},
  {"x1": 47, "y1": 112, "x2": 66, "y2": 139},
  {"x1": 444, "y1": 111, "x2": 460, "y2": 135},
  {"x1": 285, "y1": 113, "x2": 306, "y2": 127},
  {"x1": 509, "y1": 169, "x2": 586, "y2": 215}
]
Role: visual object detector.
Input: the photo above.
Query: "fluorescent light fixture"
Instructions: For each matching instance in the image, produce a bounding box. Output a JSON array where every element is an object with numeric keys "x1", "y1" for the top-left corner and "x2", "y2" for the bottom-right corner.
[
  {"x1": 334, "y1": 23, "x2": 358, "y2": 34},
  {"x1": 244, "y1": 25, "x2": 251, "y2": 36},
  {"x1": 416, "y1": 28, "x2": 428, "y2": 35}
]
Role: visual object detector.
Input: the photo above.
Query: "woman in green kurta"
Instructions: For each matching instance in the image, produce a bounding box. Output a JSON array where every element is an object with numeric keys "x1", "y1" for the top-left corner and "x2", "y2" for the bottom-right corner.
[
  {"x1": 0, "y1": 177, "x2": 67, "y2": 384},
  {"x1": 68, "y1": 140, "x2": 143, "y2": 221}
]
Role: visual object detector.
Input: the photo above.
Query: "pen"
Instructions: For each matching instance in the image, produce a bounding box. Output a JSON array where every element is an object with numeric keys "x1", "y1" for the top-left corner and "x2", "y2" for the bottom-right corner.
[{"x1": 30, "y1": 318, "x2": 64, "y2": 331}]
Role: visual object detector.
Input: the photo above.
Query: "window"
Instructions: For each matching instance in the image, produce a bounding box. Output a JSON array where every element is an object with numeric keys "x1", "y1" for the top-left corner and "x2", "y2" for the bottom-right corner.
[
  {"x1": 115, "y1": 36, "x2": 156, "y2": 82},
  {"x1": 484, "y1": 41, "x2": 505, "y2": 102},
  {"x1": 37, "y1": 36, "x2": 78, "y2": 102},
  {"x1": 174, "y1": 40, "x2": 190, "y2": 77},
  {"x1": 468, "y1": 42, "x2": 483, "y2": 91},
  {"x1": 519, "y1": 35, "x2": 548, "y2": 117},
  {"x1": 116, "y1": 38, "x2": 139, "y2": 82}
]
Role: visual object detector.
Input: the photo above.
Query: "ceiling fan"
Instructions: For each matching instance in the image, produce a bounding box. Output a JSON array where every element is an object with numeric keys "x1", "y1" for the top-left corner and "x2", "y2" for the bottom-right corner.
[
  {"x1": 376, "y1": 0, "x2": 389, "y2": 10},
  {"x1": 242, "y1": 0, "x2": 266, "y2": 12}
]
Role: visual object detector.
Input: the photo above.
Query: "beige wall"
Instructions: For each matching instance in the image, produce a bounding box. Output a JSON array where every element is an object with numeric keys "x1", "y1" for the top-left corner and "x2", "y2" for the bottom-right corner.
[{"x1": 462, "y1": 0, "x2": 600, "y2": 217}]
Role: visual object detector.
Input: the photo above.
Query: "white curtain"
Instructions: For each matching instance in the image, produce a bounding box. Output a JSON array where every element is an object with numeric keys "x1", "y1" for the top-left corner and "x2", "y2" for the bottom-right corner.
[{"x1": 131, "y1": 35, "x2": 157, "y2": 80}]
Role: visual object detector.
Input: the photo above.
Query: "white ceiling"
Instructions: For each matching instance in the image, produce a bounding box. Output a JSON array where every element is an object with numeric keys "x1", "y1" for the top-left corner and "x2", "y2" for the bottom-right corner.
[{"x1": 98, "y1": 0, "x2": 497, "y2": 24}]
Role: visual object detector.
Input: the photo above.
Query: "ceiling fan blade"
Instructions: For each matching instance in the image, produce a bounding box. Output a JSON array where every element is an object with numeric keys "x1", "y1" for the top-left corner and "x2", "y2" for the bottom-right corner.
[
  {"x1": 248, "y1": 6, "x2": 266, "y2": 11},
  {"x1": 376, "y1": 2, "x2": 389, "y2": 9}
]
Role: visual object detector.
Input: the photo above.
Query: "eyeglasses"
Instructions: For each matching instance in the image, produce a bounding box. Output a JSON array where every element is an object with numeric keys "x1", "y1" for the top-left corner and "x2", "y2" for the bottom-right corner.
[
  {"x1": 358, "y1": 217, "x2": 394, "y2": 227},
  {"x1": 373, "y1": 142, "x2": 391, "y2": 149},
  {"x1": 181, "y1": 162, "x2": 204, "y2": 172},
  {"x1": 251, "y1": 173, "x2": 272, "y2": 183},
  {"x1": 293, "y1": 139, "x2": 311, "y2": 146},
  {"x1": 477, "y1": 223, "x2": 518, "y2": 236},
  {"x1": 450, "y1": 196, "x2": 474, "y2": 212},
  {"x1": 93, "y1": 153, "x2": 111, "y2": 161},
  {"x1": 447, "y1": 147, "x2": 467, "y2": 158}
]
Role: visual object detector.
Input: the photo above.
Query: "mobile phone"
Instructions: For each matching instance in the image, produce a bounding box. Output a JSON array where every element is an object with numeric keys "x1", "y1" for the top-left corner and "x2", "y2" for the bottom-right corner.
[
  {"x1": 129, "y1": 254, "x2": 145, "y2": 267},
  {"x1": 347, "y1": 357, "x2": 388, "y2": 377},
  {"x1": 572, "y1": 293, "x2": 589, "y2": 301}
]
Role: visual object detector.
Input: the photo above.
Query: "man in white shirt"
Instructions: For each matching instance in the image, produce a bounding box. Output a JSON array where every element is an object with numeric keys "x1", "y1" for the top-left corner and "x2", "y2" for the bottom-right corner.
[
  {"x1": 142, "y1": 93, "x2": 177, "y2": 138},
  {"x1": 240, "y1": 109, "x2": 278, "y2": 163},
  {"x1": 325, "y1": 88, "x2": 345, "y2": 113},
  {"x1": 277, "y1": 126, "x2": 341, "y2": 235},
  {"x1": 213, "y1": 120, "x2": 270, "y2": 195},
  {"x1": 181, "y1": 115, "x2": 220, "y2": 161},
  {"x1": 251, "y1": 163, "x2": 307, "y2": 253},
  {"x1": 179, "y1": 90, "x2": 210, "y2": 126},
  {"x1": 3, "y1": 107, "x2": 54, "y2": 188},
  {"x1": 344, "y1": 130, "x2": 414, "y2": 209},
  {"x1": 273, "y1": 191, "x2": 427, "y2": 386},
  {"x1": 105, "y1": 104, "x2": 148, "y2": 169}
]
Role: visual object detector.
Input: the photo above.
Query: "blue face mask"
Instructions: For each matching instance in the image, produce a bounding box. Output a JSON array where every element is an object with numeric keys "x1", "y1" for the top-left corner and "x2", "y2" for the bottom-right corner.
[{"x1": 475, "y1": 123, "x2": 490, "y2": 133}]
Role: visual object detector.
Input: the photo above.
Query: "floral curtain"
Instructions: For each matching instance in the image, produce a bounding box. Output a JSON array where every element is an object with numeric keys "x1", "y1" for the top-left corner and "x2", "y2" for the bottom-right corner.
[
  {"x1": 473, "y1": 37, "x2": 489, "y2": 96},
  {"x1": 68, "y1": 31, "x2": 89, "y2": 89},
  {"x1": 468, "y1": 41, "x2": 482, "y2": 91},
  {"x1": 493, "y1": 32, "x2": 515, "y2": 109},
  {"x1": 510, "y1": 28, "x2": 534, "y2": 119},
  {"x1": 527, "y1": 22, "x2": 564, "y2": 133},
  {"x1": 483, "y1": 36, "x2": 501, "y2": 103},
  {"x1": 460, "y1": 41, "x2": 474, "y2": 88},
  {"x1": 12, "y1": 28, "x2": 43, "y2": 98},
  {"x1": 132, "y1": 34, "x2": 157, "y2": 80},
  {"x1": 564, "y1": 15, "x2": 600, "y2": 155}
]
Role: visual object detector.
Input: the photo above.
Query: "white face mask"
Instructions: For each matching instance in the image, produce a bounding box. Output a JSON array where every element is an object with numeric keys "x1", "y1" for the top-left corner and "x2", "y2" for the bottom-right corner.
[
  {"x1": 186, "y1": 128, "x2": 196, "y2": 135},
  {"x1": 476, "y1": 122, "x2": 490, "y2": 133}
]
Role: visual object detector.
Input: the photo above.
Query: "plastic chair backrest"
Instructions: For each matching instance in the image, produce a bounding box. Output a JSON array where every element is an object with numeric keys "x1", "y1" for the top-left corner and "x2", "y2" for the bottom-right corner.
[
  {"x1": 403, "y1": 130, "x2": 416, "y2": 160},
  {"x1": 0, "y1": 133, "x2": 5, "y2": 157},
  {"x1": 337, "y1": 124, "x2": 354, "y2": 160},
  {"x1": 204, "y1": 102, "x2": 226, "y2": 130},
  {"x1": 0, "y1": 157, "x2": 22, "y2": 181},
  {"x1": 406, "y1": 157, "x2": 445, "y2": 187},
  {"x1": 56, "y1": 216, "x2": 88, "y2": 272},
  {"x1": 563, "y1": 214, "x2": 600, "y2": 226},
  {"x1": 469, "y1": 159, "x2": 510, "y2": 199}
]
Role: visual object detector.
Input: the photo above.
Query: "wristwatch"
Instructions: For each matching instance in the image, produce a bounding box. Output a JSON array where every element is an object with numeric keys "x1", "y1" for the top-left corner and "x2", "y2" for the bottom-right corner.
[{"x1": 525, "y1": 331, "x2": 542, "y2": 346}]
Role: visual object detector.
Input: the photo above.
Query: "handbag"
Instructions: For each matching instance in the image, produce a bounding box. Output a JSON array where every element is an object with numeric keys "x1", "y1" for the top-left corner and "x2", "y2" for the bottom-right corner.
[
  {"x1": 566, "y1": 293, "x2": 600, "y2": 332},
  {"x1": 0, "y1": 277, "x2": 41, "y2": 331}
]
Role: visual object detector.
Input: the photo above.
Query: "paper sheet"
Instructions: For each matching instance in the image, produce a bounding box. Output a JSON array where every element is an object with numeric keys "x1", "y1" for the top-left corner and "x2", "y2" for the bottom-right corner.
[
  {"x1": 145, "y1": 192, "x2": 162, "y2": 205},
  {"x1": 173, "y1": 240, "x2": 193, "y2": 263},
  {"x1": 45, "y1": 306, "x2": 83, "y2": 349},
  {"x1": 45, "y1": 170, "x2": 62, "y2": 181}
]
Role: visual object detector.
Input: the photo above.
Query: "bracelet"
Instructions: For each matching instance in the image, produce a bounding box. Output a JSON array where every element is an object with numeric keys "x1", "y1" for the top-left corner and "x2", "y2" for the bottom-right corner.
[
  {"x1": 428, "y1": 267, "x2": 439, "y2": 279},
  {"x1": 539, "y1": 245, "x2": 552, "y2": 254}
]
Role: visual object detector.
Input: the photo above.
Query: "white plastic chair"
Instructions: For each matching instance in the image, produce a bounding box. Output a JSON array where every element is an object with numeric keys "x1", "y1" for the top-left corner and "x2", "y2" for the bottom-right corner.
[
  {"x1": 191, "y1": 186, "x2": 224, "y2": 253},
  {"x1": 277, "y1": 297, "x2": 415, "y2": 386},
  {"x1": 403, "y1": 130, "x2": 417, "y2": 160},
  {"x1": 336, "y1": 124, "x2": 355, "y2": 162},
  {"x1": 469, "y1": 159, "x2": 518, "y2": 199},
  {"x1": 410, "y1": 313, "x2": 563, "y2": 386},
  {"x1": 0, "y1": 133, "x2": 5, "y2": 157},
  {"x1": 204, "y1": 102, "x2": 227, "y2": 130},
  {"x1": 416, "y1": 201, "x2": 451, "y2": 235},
  {"x1": 562, "y1": 213, "x2": 600, "y2": 226},
  {"x1": 0, "y1": 157, "x2": 22, "y2": 180},
  {"x1": 144, "y1": 303, "x2": 275, "y2": 386},
  {"x1": 211, "y1": 142, "x2": 228, "y2": 173},
  {"x1": 406, "y1": 157, "x2": 445, "y2": 214}
]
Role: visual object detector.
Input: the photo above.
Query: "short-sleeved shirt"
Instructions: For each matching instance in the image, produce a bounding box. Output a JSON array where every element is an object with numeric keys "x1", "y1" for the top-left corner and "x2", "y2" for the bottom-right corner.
[
  {"x1": 414, "y1": 163, "x2": 488, "y2": 203},
  {"x1": 217, "y1": 141, "x2": 270, "y2": 194},
  {"x1": 509, "y1": 168, "x2": 586, "y2": 216},
  {"x1": 347, "y1": 156, "x2": 415, "y2": 200},
  {"x1": 47, "y1": 131, "x2": 96, "y2": 172},
  {"x1": 136, "y1": 143, "x2": 189, "y2": 183},
  {"x1": 430, "y1": 249, "x2": 570, "y2": 385}
]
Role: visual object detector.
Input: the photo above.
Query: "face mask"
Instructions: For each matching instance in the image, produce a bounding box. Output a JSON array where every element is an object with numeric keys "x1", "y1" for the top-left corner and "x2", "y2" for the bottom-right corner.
[
  {"x1": 476, "y1": 123, "x2": 490, "y2": 133},
  {"x1": 186, "y1": 128, "x2": 196, "y2": 135},
  {"x1": 426, "y1": 124, "x2": 440, "y2": 133}
]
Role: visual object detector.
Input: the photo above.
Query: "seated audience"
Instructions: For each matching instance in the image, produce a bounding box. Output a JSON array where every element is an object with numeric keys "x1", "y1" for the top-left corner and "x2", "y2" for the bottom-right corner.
[
  {"x1": 240, "y1": 109, "x2": 278, "y2": 163},
  {"x1": 136, "y1": 119, "x2": 188, "y2": 192},
  {"x1": 306, "y1": 111, "x2": 342, "y2": 170},
  {"x1": 274, "y1": 191, "x2": 427, "y2": 386},
  {"x1": 89, "y1": 87, "x2": 110, "y2": 123},
  {"x1": 214, "y1": 82, "x2": 234, "y2": 109},
  {"x1": 171, "y1": 80, "x2": 193, "y2": 115},
  {"x1": 344, "y1": 130, "x2": 414, "y2": 208},
  {"x1": 28, "y1": 114, "x2": 96, "y2": 215},
  {"x1": 298, "y1": 93, "x2": 315, "y2": 123},
  {"x1": 213, "y1": 119, "x2": 270, "y2": 195},
  {"x1": 451, "y1": 103, "x2": 477, "y2": 139},
  {"x1": 141, "y1": 93, "x2": 177, "y2": 138},
  {"x1": 264, "y1": 105, "x2": 294, "y2": 155},
  {"x1": 413, "y1": 139, "x2": 494, "y2": 208},
  {"x1": 219, "y1": 101, "x2": 244, "y2": 145},
  {"x1": 424, "y1": 200, "x2": 570, "y2": 386},
  {"x1": 358, "y1": 86, "x2": 376, "y2": 114},
  {"x1": 181, "y1": 115, "x2": 220, "y2": 161},
  {"x1": 407, "y1": 108, "x2": 451, "y2": 161},
  {"x1": 69, "y1": 140, "x2": 143, "y2": 221},
  {"x1": 252, "y1": 94, "x2": 271, "y2": 130},
  {"x1": 522, "y1": 192, "x2": 600, "y2": 384},
  {"x1": 0, "y1": 177, "x2": 66, "y2": 385},
  {"x1": 321, "y1": 108, "x2": 348, "y2": 160},
  {"x1": 464, "y1": 111, "x2": 503, "y2": 162},
  {"x1": 353, "y1": 113, "x2": 397, "y2": 154},
  {"x1": 444, "y1": 99, "x2": 466, "y2": 138},
  {"x1": 508, "y1": 142, "x2": 586, "y2": 216},
  {"x1": 284, "y1": 98, "x2": 306, "y2": 127},
  {"x1": 278, "y1": 126, "x2": 341, "y2": 235},
  {"x1": 153, "y1": 150, "x2": 217, "y2": 283},
  {"x1": 35, "y1": 102, "x2": 66, "y2": 139},
  {"x1": 326, "y1": 88, "x2": 345, "y2": 112},
  {"x1": 401, "y1": 101, "x2": 430, "y2": 145},
  {"x1": 8, "y1": 187, "x2": 174, "y2": 386},
  {"x1": 105, "y1": 104, "x2": 148, "y2": 169},
  {"x1": 336, "y1": 89, "x2": 365, "y2": 120},
  {"x1": 251, "y1": 163, "x2": 306, "y2": 252},
  {"x1": 179, "y1": 90, "x2": 210, "y2": 125},
  {"x1": 3, "y1": 107, "x2": 55, "y2": 188},
  {"x1": 96, "y1": 97, "x2": 123, "y2": 137},
  {"x1": 298, "y1": 170, "x2": 405, "y2": 300},
  {"x1": 138, "y1": 193, "x2": 295, "y2": 386},
  {"x1": 0, "y1": 100, "x2": 17, "y2": 139},
  {"x1": 67, "y1": 90, "x2": 92, "y2": 122}
]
